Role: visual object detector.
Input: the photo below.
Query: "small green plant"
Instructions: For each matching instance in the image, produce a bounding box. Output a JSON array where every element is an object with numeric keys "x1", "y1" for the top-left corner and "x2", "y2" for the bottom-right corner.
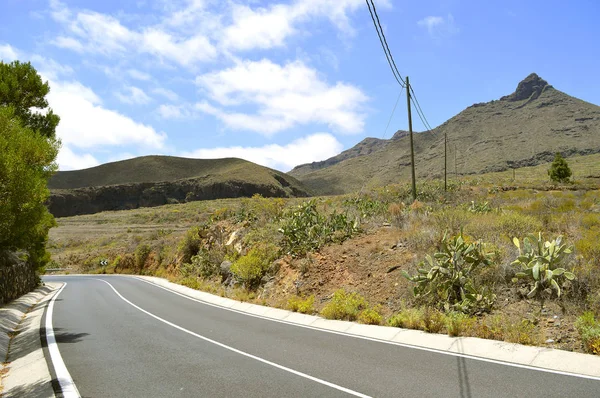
[
  {"x1": 446, "y1": 312, "x2": 475, "y2": 337},
  {"x1": 357, "y1": 307, "x2": 383, "y2": 325},
  {"x1": 279, "y1": 200, "x2": 359, "y2": 256},
  {"x1": 468, "y1": 200, "x2": 491, "y2": 214},
  {"x1": 287, "y1": 295, "x2": 315, "y2": 314},
  {"x1": 548, "y1": 152, "x2": 572, "y2": 183},
  {"x1": 321, "y1": 289, "x2": 368, "y2": 321},
  {"x1": 403, "y1": 232, "x2": 496, "y2": 314},
  {"x1": 134, "y1": 244, "x2": 151, "y2": 269},
  {"x1": 387, "y1": 308, "x2": 424, "y2": 330},
  {"x1": 422, "y1": 307, "x2": 447, "y2": 333},
  {"x1": 230, "y1": 243, "x2": 278, "y2": 288},
  {"x1": 575, "y1": 312, "x2": 600, "y2": 355},
  {"x1": 512, "y1": 234, "x2": 575, "y2": 309},
  {"x1": 177, "y1": 226, "x2": 202, "y2": 264}
]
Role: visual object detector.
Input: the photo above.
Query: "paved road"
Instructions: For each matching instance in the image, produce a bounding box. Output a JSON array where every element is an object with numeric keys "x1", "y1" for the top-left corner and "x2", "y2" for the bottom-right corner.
[{"x1": 43, "y1": 275, "x2": 600, "y2": 397}]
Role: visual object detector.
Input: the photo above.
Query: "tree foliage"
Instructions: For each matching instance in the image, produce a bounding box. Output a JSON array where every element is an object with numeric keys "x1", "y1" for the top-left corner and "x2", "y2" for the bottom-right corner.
[
  {"x1": 548, "y1": 152, "x2": 572, "y2": 183},
  {"x1": 0, "y1": 105, "x2": 59, "y2": 268},
  {"x1": 0, "y1": 60, "x2": 60, "y2": 139}
]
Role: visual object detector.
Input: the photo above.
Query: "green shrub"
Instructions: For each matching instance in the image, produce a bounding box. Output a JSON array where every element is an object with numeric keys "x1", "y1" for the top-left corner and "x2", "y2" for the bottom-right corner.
[
  {"x1": 468, "y1": 200, "x2": 492, "y2": 214},
  {"x1": 321, "y1": 289, "x2": 368, "y2": 321},
  {"x1": 189, "y1": 246, "x2": 226, "y2": 279},
  {"x1": 548, "y1": 153, "x2": 572, "y2": 183},
  {"x1": 279, "y1": 200, "x2": 359, "y2": 256},
  {"x1": 446, "y1": 312, "x2": 475, "y2": 337},
  {"x1": 576, "y1": 229, "x2": 600, "y2": 265},
  {"x1": 422, "y1": 307, "x2": 447, "y2": 333},
  {"x1": 134, "y1": 244, "x2": 151, "y2": 269},
  {"x1": 357, "y1": 307, "x2": 383, "y2": 325},
  {"x1": 231, "y1": 243, "x2": 278, "y2": 288},
  {"x1": 512, "y1": 234, "x2": 575, "y2": 308},
  {"x1": 575, "y1": 312, "x2": 600, "y2": 355},
  {"x1": 497, "y1": 212, "x2": 542, "y2": 239},
  {"x1": 343, "y1": 196, "x2": 388, "y2": 219},
  {"x1": 387, "y1": 308, "x2": 424, "y2": 330},
  {"x1": 287, "y1": 295, "x2": 315, "y2": 314},
  {"x1": 403, "y1": 232, "x2": 496, "y2": 314},
  {"x1": 177, "y1": 226, "x2": 202, "y2": 264}
]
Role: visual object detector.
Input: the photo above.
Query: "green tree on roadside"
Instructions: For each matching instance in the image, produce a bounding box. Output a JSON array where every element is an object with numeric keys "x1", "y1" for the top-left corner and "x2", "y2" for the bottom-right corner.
[
  {"x1": 548, "y1": 153, "x2": 572, "y2": 183},
  {"x1": 0, "y1": 61, "x2": 60, "y2": 270},
  {"x1": 0, "y1": 60, "x2": 60, "y2": 139}
]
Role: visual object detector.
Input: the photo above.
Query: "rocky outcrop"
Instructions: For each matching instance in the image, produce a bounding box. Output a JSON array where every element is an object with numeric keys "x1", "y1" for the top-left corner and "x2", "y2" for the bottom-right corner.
[
  {"x1": 290, "y1": 130, "x2": 413, "y2": 177},
  {"x1": 0, "y1": 251, "x2": 37, "y2": 305},
  {"x1": 48, "y1": 177, "x2": 309, "y2": 218},
  {"x1": 501, "y1": 73, "x2": 552, "y2": 102}
]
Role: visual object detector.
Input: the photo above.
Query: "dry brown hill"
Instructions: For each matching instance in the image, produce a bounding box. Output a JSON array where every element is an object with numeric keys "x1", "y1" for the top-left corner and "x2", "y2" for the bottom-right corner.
[
  {"x1": 289, "y1": 73, "x2": 600, "y2": 195},
  {"x1": 48, "y1": 156, "x2": 310, "y2": 217}
]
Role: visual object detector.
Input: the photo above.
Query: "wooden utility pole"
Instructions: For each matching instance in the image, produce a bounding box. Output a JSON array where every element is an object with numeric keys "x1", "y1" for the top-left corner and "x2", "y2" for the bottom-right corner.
[
  {"x1": 406, "y1": 76, "x2": 417, "y2": 201},
  {"x1": 444, "y1": 131, "x2": 447, "y2": 191}
]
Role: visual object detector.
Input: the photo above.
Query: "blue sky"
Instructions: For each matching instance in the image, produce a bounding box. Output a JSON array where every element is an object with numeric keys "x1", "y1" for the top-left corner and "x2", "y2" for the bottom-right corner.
[{"x1": 1, "y1": 0, "x2": 599, "y2": 171}]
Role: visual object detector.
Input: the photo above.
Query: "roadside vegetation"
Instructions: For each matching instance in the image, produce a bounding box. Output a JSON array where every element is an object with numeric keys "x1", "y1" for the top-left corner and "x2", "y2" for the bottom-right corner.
[
  {"x1": 47, "y1": 155, "x2": 600, "y2": 355},
  {"x1": 0, "y1": 60, "x2": 59, "y2": 272}
]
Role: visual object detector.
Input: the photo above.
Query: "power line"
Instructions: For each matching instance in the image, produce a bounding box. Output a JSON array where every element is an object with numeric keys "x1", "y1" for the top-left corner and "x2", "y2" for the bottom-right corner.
[
  {"x1": 409, "y1": 86, "x2": 434, "y2": 132},
  {"x1": 382, "y1": 90, "x2": 402, "y2": 139},
  {"x1": 365, "y1": 0, "x2": 405, "y2": 87},
  {"x1": 368, "y1": 0, "x2": 405, "y2": 87}
]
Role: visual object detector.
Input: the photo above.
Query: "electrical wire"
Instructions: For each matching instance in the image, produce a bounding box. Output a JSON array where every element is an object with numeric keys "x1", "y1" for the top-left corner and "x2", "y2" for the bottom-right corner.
[
  {"x1": 368, "y1": 0, "x2": 406, "y2": 87},
  {"x1": 365, "y1": 0, "x2": 405, "y2": 87},
  {"x1": 382, "y1": 90, "x2": 403, "y2": 139}
]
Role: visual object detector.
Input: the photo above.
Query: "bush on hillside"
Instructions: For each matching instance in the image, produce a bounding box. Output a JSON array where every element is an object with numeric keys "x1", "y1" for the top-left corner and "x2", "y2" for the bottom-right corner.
[{"x1": 548, "y1": 153, "x2": 572, "y2": 183}]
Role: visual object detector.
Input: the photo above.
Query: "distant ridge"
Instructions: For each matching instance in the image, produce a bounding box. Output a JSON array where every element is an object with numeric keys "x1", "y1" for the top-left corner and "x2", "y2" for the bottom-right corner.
[
  {"x1": 48, "y1": 156, "x2": 310, "y2": 217},
  {"x1": 288, "y1": 73, "x2": 600, "y2": 195}
]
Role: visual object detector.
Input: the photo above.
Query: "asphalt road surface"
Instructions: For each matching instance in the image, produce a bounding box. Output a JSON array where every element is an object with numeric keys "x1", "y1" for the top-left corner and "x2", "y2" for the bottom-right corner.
[{"x1": 42, "y1": 275, "x2": 600, "y2": 397}]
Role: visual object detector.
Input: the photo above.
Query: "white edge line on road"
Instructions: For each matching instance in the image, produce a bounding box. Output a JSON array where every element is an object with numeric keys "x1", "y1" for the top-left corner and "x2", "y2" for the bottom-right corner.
[
  {"x1": 45, "y1": 282, "x2": 81, "y2": 398},
  {"x1": 127, "y1": 275, "x2": 600, "y2": 382},
  {"x1": 92, "y1": 278, "x2": 372, "y2": 398}
]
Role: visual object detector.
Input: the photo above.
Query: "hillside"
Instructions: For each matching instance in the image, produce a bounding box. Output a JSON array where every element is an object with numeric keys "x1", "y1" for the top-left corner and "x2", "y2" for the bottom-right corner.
[
  {"x1": 289, "y1": 73, "x2": 600, "y2": 195},
  {"x1": 48, "y1": 156, "x2": 310, "y2": 217}
]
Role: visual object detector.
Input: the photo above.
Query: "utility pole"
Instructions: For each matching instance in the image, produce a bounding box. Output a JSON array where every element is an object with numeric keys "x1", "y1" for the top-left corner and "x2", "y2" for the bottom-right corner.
[
  {"x1": 444, "y1": 131, "x2": 447, "y2": 191},
  {"x1": 406, "y1": 76, "x2": 417, "y2": 201}
]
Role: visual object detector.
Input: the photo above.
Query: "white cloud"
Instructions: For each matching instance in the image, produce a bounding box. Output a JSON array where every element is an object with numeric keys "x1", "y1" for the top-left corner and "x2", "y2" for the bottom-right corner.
[
  {"x1": 157, "y1": 104, "x2": 191, "y2": 119},
  {"x1": 195, "y1": 59, "x2": 368, "y2": 135},
  {"x1": 116, "y1": 86, "x2": 152, "y2": 105},
  {"x1": 57, "y1": 145, "x2": 99, "y2": 170},
  {"x1": 182, "y1": 133, "x2": 343, "y2": 171},
  {"x1": 221, "y1": 0, "x2": 392, "y2": 52},
  {"x1": 49, "y1": 2, "x2": 217, "y2": 67},
  {"x1": 417, "y1": 14, "x2": 458, "y2": 37},
  {"x1": 0, "y1": 44, "x2": 18, "y2": 61},
  {"x1": 152, "y1": 87, "x2": 179, "y2": 101},
  {"x1": 127, "y1": 69, "x2": 151, "y2": 81},
  {"x1": 51, "y1": 36, "x2": 85, "y2": 52},
  {"x1": 47, "y1": 78, "x2": 166, "y2": 149}
]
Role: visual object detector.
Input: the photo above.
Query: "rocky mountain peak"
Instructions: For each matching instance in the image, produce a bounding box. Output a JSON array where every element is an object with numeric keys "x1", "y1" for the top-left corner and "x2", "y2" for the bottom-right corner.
[{"x1": 501, "y1": 73, "x2": 552, "y2": 102}]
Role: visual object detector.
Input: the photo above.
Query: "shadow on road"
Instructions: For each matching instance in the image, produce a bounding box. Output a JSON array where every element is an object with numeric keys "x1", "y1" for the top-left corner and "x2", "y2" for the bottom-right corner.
[
  {"x1": 52, "y1": 328, "x2": 90, "y2": 344},
  {"x1": 455, "y1": 339, "x2": 472, "y2": 398}
]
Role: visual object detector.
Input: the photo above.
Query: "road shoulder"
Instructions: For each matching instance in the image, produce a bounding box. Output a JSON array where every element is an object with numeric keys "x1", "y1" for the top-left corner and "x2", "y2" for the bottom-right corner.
[{"x1": 0, "y1": 282, "x2": 61, "y2": 397}]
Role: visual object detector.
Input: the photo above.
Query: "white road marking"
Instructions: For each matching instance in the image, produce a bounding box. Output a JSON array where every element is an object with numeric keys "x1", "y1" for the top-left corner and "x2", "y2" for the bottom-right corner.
[
  {"x1": 45, "y1": 275, "x2": 600, "y2": 382},
  {"x1": 45, "y1": 283, "x2": 81, "y2": 398},
  {"x1": 93, "y1": 278, "x2": 372, "y2": 398},
  {"x1": 129, "y1": 276, "x2": 600, "y2": 382}
]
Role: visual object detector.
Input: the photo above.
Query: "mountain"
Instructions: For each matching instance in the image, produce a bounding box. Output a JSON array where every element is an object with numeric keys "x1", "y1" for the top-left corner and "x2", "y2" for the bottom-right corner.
[
  {"x1": 289, "y1": 73, "x2": 600, "y2": 195},
  {"x1": 48, "y1": 156, "x2": 310, "y2": 217}
]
